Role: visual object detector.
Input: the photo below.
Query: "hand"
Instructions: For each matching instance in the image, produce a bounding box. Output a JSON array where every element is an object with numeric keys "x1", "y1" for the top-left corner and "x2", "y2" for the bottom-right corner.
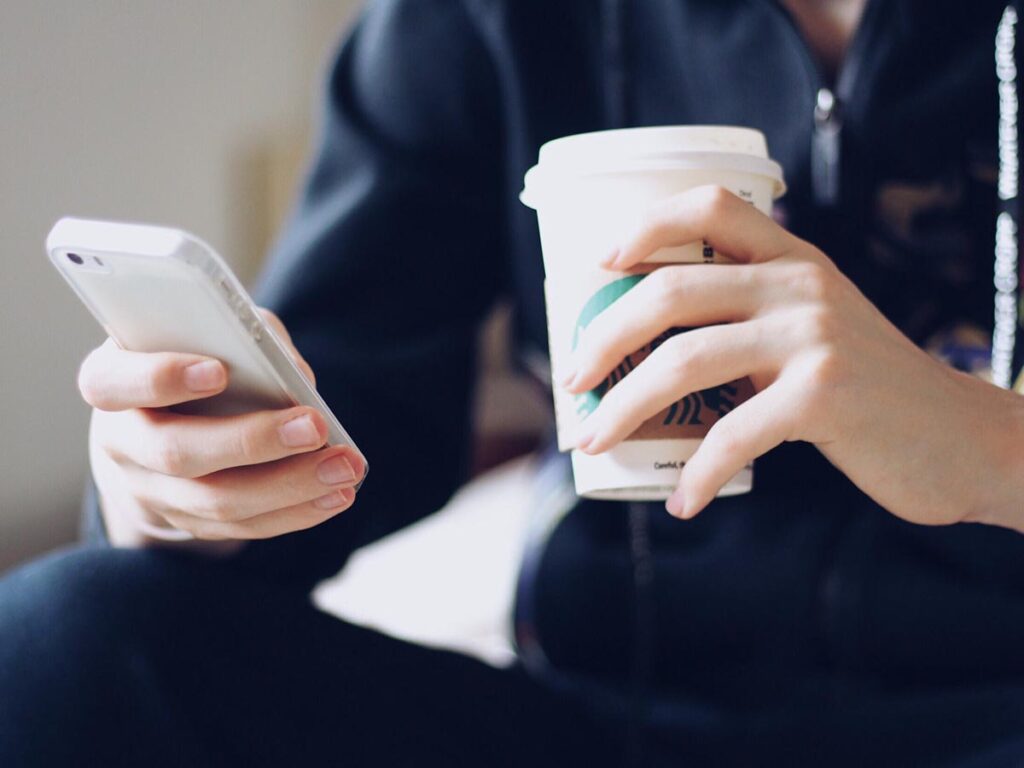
[
  {"x1": 80, "y1": 310, "x2": 365, "y2": 548},
  {"x1": 563, "y1": 186, "x2": 1024, "y2": 526}
]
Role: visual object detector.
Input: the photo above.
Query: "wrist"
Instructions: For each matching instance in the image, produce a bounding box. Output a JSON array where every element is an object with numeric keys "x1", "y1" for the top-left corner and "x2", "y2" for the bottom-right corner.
[{"x1": 959, "y1": 372, "x2": 1024, "y2": 532}]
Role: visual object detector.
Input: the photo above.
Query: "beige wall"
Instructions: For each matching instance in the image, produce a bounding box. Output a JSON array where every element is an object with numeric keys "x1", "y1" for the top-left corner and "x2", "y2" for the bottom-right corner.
[{"x1": 0, "y1": 1, "x2": 359, "y2": 569}]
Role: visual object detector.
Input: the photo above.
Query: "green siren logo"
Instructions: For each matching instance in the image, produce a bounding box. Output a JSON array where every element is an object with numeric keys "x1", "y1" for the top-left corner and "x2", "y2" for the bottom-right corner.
[{"x1": 571, "y1": 274, "x2": 741, "y2": 431}]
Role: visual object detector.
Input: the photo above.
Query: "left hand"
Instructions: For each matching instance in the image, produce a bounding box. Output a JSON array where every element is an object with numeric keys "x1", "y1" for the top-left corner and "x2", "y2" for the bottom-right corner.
[{"x1": 563, "y1": 185, "x2": 1024, "y2": 526}]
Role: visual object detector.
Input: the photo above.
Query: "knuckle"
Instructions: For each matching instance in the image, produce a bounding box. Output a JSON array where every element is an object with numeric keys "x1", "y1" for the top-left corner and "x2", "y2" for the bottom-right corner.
[
  {"x1": 276, "y1": 461, "x2": 314, "y2": 499},
  {"x1": 77, "y1": 353, "x2": 107, "y2": 408},
  {"x1": 134, "y1": 496, "x2": 196, "y2": 538},
  {"x1": 150, "y1": 435, "x2": 190, "y2": 477},
  {"x1": 694, "y1": 185, "x2": 735, "y2": 219},
  {"x1": 76, "y1": 361, "x2": 96, "y2": 402},
  {"x1": 231, "y1": 425, "x2": 265, "y2": 466},
  {"x1": 638, "y1": 204, "x2": 673, "y2": 245},
  {"x1": 707, "y1": 422, "x2": 743, "y2": 457},
  {"x1": 800, "y1": 305, "x2": 842, "y2": 350},
  {"x1": 581, "y1": 309, "x2": 611, "y2": 349},
  {"x1": 92, "y1": 425, "x2": 125, "y2": 465},
  {"x1": 662, "y1": 334, "x2": 698, "y2": 380},
  {"x1": 790, "y1": 261, "x2": 835, "y2": 303},
  {"x1": 209, "y1": 501, "x2": 239, "y2": 525},
  {"x1": 191, "y1": 524, "x2": 230, "y2": 541},
  {"x1": 589, "y1": 386, "x2": 618, "y2": 420},
  {"x1": 195, "y1": 487, "x2": 239, "y2": 523},
  {"x1": 642, "y1": 198, "x2": 673, "y2": 230},
  {"x1": 675, "y1": 329, "x2": 711, "y2": 367},
  {"x1": 649, "y1": 266, "x2": 685, "y2": 308},
  {"x1": 804, "y1": 348, "x2": 848, "y2": 394},
  {"x1": 78, "y1": 380, "x2": 104, "y2": 410},
  {"x1": 582, "y1": 323, "x2": 626, "y2": 375},
  {"x1": 131, "y1": 491, "x2": 163, "y2": 517},
  {"x1": 144, "y1": 358, "x2": 180, "y2": 403},
  {"x1": 591, "y1": 388, "x2": 626, "y2": 428}
]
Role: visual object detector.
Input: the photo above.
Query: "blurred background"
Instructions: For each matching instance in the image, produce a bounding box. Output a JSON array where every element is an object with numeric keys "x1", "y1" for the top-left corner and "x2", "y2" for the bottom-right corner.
[{"x1": 0, "y1": 0, "x2": 549, "y2": 597}]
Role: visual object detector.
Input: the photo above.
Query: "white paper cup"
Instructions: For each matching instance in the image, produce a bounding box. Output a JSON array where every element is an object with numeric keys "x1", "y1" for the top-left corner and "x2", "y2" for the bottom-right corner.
[{"x1": 521, "y1": 126, "x2": 786, "y2": 501}]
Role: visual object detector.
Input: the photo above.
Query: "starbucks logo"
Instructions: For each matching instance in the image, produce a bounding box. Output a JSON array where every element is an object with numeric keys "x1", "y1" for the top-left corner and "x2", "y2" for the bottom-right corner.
[
  {"x1": 663, "y1": 383, "x2": 739, "y2": 426},
  {"x1": 571, "y1": 274, "x2": 741, "y2": 429},
  {"x1": 571, "y1": 275, "x2": 646, "y2": 418}
]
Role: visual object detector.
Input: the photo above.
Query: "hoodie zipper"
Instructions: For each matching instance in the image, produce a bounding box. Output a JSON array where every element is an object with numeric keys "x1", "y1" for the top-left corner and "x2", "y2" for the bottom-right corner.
[
  {"x1": 764, "y1": 0, "x2": 884, "y2": 207},
  {"x1": 813, "y1": 86, "x2": 843, "y2": 206},
  {"x1": 760, "y1": 0, "x2": 884, "y2": 680}
]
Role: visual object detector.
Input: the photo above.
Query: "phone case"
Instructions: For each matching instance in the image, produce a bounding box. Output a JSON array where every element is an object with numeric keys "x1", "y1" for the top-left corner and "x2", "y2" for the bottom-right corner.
[{"x1": 46, "y1": 217, "x2": 367, "y2": 476}]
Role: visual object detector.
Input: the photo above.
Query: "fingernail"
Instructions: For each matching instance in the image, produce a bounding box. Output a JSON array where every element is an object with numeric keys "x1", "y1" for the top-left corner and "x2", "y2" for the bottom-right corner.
[
  {"x1": 665, "y1": 492, "x2": 686, "y2": 518},
  {"x1": 317, "y1": 455, "x2": 356, "y2": 485},
  {"x1": 184, "y1": 360, "x2": 225, "y2": 392},
  {"x1": 314, "y1": 490, "x2": 346, "y2": 510},
  {"x1": 576, "y1": 430, "x2": 596, "y2": 453},
  {"x1": 600, "y1": 247, "x2": 620, "y2": 267},
  {"x1": 561, "y1": 370, "x2": 578, "y2": 389},
  {"x1": 279, "y1": 415, "x2": 320, "y2": 448}
]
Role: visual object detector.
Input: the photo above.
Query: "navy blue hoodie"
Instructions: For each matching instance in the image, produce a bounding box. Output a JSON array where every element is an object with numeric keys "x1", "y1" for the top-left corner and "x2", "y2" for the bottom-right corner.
[{"x1": 232, "y1": 0, "x2": 1024, "y2": 710}]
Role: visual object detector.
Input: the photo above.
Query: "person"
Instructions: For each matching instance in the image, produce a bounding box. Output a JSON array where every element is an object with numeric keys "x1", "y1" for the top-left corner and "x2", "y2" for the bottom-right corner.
[{"x1": 2, "y1": 0, "x2": 1024, "y2": 765}]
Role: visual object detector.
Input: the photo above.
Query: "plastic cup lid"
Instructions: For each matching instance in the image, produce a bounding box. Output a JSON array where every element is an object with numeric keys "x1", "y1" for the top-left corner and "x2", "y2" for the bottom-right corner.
[{"x1": 520, "y1": 126, "x2": 786, "y2": 209}]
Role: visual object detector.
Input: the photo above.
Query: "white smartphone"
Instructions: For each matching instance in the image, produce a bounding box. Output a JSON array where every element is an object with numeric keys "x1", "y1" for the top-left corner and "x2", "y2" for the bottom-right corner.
[{"x1": 46, "y1": 217, "x2": 367, "y2": 477}]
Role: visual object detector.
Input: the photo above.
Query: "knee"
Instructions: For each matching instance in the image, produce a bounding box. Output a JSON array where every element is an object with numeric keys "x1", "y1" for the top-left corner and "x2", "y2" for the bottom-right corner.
[
  {"x1": 2, "y1": 546, "x2": 163, "y2": 649},
  {"x1": 3, "y1": 549, "x2": 131, "y2": 674},
  {"x1": 0, "y1": 547, "x2": 206, "y2": 736},
  {"x1": 0, "y1": 546, "x2": 242, "y2": 763},
  {"x1": 2, "y1": 543, "x2": 235, "y2": 664}
]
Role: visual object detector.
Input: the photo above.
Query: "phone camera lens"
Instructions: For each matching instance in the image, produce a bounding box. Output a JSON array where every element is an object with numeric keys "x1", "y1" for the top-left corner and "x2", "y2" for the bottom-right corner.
[{"x1": 67, "y1": 253, "x2": 84, "y2": 265}]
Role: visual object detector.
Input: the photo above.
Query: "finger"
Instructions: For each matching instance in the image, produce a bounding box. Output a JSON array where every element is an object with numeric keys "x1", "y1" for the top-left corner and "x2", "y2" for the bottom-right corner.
[
  {"x1": 666, "y1": 380, "x2": 794, "y2": 519},
  {"x1": 605, "y1": 185, "x2": 798, "y2": 270},
  {"x1": 564, "y1": 264, "x2": 762, "y2": 393},
  {"x1": 154, "y1": 486, "x2": 356, "y2": 541},
  {"x1": 258, "y1": 307, "x2": 292, "y2": 343},
  {"x1": 99, "y1": 405, "x2": 330, "y2": 478},
  {"x1": 258, "y1": 308, "x2": 316, "y2": 386},
  {"x1": 79, "y1": 338, "x2": 227, "y2": 411},
  {"x1": 576, "y1": 321, "x2": 776, "y2": 454},
  {"x1": 129, "y1": 445, "x2": 365, "y2": 523}
]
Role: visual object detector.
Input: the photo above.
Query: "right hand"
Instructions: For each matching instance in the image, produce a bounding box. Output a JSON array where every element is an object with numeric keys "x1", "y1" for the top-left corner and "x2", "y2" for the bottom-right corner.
[{"x1": 79, "y1": 316, "x2": 364, "y2": 548}]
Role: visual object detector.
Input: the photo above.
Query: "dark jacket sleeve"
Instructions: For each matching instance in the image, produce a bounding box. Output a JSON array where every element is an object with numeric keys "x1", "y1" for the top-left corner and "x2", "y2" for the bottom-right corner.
[
  {"x1": 240, "y1": 0, "x2": 506, "y2": 588},
  {"x1": 82, "y1": 0, "x2": 507, "y2": 592}
]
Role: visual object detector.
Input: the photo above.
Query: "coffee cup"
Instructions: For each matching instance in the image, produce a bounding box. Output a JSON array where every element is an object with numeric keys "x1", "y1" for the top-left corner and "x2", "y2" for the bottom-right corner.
[{"x1": 521, "y1": 126, "x2": 786, "y2": 500}]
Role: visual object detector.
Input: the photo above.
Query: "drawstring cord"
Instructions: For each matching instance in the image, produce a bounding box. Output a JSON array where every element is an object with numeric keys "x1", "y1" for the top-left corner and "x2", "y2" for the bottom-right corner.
[
  {"x1": 995, "y1": 3, "x2": 1021, "y2": 389},
  {"x1": 626, "y1": 502, "x2": 655, "y2": 768},
  {"x1": 600, "y1": 4, "x2": 655, "y2": 765},
  {"x1": 602, "y1": 0, "x2": 629, "y2": 130}
]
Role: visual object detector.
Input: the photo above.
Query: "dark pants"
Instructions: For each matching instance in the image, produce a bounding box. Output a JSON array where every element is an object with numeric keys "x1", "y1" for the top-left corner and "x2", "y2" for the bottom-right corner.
[
  {"x1": 0, "y1": 546, "x2": 617, "y2": 767},
  {"x1": 2, "y1": 544, "x2": 1024, "y2": 767}
]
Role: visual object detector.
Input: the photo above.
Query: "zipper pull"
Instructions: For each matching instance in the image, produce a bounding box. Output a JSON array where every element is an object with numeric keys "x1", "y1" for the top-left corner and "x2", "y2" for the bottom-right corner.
[{"x1": 812, "y1": 87, "x2": 842, "y2": 207}]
